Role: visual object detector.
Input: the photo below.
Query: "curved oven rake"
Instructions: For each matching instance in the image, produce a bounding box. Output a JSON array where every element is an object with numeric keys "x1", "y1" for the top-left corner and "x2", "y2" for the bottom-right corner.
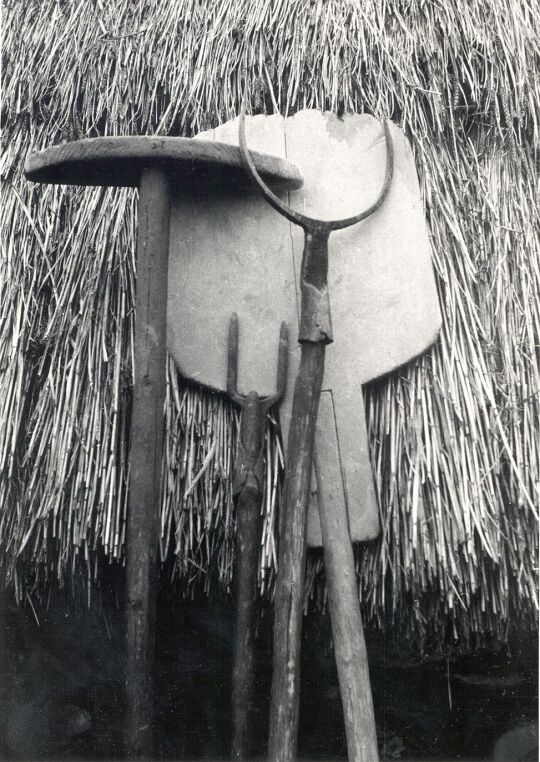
[{"x1": 239, "y1": 109, "x2": 394, "y2": 762}]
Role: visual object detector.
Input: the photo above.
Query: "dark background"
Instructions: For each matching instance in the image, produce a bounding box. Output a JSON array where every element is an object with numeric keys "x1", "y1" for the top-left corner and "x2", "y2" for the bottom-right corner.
[{"x1": 1, "y1": 563, "x2": 537, "y2": 761}]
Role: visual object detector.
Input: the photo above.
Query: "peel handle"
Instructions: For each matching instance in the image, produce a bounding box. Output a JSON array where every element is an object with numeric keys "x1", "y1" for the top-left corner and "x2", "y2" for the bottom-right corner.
[
  {"x1": 268, "y1": 341, "x2": 325, "y2": 761},
  {"x1": 315, "y1": 445, "x2": 379, "y2": 762}
]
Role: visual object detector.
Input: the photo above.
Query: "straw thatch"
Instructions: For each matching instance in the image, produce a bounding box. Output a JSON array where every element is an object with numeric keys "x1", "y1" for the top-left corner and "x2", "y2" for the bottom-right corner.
[{"x1": 1, "y1": 0, "x2": 538, "y2": 651}]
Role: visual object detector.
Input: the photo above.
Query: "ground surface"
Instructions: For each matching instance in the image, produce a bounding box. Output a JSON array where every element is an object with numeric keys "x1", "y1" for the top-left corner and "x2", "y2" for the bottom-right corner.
[{"x1": 0, "y1": 570, "x2": 537, "y2": 760}]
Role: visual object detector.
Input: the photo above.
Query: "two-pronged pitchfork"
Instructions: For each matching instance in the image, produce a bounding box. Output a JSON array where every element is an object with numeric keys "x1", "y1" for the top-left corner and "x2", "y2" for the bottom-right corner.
[
  {"x1": 239, "y1": 111, "x2": 394, "y2": 762},
  {"x1": 226, "y1": 313, "x2": 288, "y2": 759}
]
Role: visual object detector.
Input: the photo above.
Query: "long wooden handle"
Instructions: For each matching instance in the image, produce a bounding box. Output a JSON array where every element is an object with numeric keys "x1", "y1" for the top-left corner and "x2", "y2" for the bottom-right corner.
[
  {"x1": 314, "y1": 407, "x2": 379, "y2": 762},
  {"x1": 125, "y1": 167, "x2": 171, "y2": 760},
  {"x1": 232, "y1": 487, "x2": 263, "y2": 758},
  {"x1": 268, "y1": 342, "x2": 325, "y2": 762}
]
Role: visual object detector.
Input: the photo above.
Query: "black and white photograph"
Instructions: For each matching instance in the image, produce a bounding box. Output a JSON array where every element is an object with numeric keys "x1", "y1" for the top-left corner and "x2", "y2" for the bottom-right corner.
[{"x1": 1, "y1": 1, "x2": 538, "y2": 760}]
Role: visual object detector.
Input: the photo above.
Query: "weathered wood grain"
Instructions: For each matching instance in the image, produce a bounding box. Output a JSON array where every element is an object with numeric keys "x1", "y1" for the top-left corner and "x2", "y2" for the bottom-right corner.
[
  {"x1": 314, "y1": 392, "x2": 379, "y2": 762},
  {"x1": 267, "y1": 342, "x2": 325, "y2": 762},
  {"x1": 231, "y1": 485, "x2": 262, "y2": 759},
  {"x1": 125, "y1": 167, "x2": 170, "y2": 759},
  {"x1": 24, "y1": 136, "x2": 302, "y2": 190}
]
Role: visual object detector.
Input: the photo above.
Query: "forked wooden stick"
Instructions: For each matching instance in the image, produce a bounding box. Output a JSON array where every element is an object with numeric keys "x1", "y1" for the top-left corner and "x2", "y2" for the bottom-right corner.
[{"x1": 227, "y1": 313, "x2": 288, "y2": 759}]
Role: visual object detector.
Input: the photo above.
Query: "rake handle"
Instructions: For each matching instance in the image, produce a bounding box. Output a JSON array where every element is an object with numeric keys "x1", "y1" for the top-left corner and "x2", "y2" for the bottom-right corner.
[
  {"x1": 268, "y1": 341, "x2": 325, "y2": 762},
  {"x1": 267, "y1": 227, "x2": 379, "y2": 761},
  {"x1": 125, "y1": 167, "x2": 170, "y2": 759},
  {"x1": 268, "y1": 337, "x2": 379, "y2": 762}
]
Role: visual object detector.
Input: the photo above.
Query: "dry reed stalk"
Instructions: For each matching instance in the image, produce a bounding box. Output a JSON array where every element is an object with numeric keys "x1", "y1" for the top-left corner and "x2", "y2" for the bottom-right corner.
[{"x1": 1, "y1": 0, "x2": 538, "y2": 650}]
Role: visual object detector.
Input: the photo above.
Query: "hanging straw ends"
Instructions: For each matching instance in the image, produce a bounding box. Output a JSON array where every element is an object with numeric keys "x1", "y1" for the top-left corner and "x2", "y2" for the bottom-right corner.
[
  {"x1": 1, "y1": 0, "x2": 538, "y2": 653},
  {"x1": 0, "y1": 179, "x2": 136, "y2": 593}
]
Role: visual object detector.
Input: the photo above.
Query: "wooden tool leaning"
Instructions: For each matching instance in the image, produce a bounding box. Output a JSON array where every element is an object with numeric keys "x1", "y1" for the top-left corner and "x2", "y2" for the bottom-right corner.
[
  {"x1": 168, "y1": 110, "x2": 442, "y2": 761},
  {"x1": 24, "y1": 136, "x2": 303, "y2": 761},
  {"x1": 238, "y1": 112, "x2": 393, "y2": 762}
]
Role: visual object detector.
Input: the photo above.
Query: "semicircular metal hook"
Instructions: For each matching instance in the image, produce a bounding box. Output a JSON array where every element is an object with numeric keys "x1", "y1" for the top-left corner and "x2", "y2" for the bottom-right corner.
[{"x1": 238, "y1": 105, "x2": 395, "y2": 232}]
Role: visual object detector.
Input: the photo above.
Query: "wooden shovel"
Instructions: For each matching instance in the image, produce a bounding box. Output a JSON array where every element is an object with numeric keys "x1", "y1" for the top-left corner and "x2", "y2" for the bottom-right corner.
[{"x1": 24, "y1": 138, "x2": 302, "y2": 760}]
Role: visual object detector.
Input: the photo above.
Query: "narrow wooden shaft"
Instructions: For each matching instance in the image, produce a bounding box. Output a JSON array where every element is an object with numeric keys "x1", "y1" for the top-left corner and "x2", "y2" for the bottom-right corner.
[
  {"x1": 231, "y1": 487, "x2": 262, "y2": 759},
  {"x1": 316, "y1": 457, "x2": 379, "y2": 762},
  {"x1": 125, "y1": 167, "x2": 170, "y2": 760},
  {"x1": 268, "y1": 342, "x2": 325, "y2": 762}
]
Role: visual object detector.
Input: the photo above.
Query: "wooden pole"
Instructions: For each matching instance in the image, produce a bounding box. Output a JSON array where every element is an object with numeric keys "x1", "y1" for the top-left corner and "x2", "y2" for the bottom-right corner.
[
  {"x1": 229, "y1": 315, "x2": 289, "y2": 760},
  {"x1": 268, "y1": 342, "x2": 325, "y2": 762},
  {"x1": 125, "y1": 166, "x2": 170, "y2": 760},
  {"x1": 231, "y1": 487, "x2": 262, "y2": 758},
  {"x1": 314, "y1": 398, "x2": 379, "y2": 762}
]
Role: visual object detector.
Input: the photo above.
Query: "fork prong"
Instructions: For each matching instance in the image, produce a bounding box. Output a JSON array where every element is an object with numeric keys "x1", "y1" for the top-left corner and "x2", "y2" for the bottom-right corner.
[
  {"x1": 275, "y1": 321, "x2": 289, "y2": 401},
  {"x1": 227, "y1": 312, "x2": 239, "y2": 397},
  {"x1": 262, "y1": 321, "x2": 289, "y2": 411}
]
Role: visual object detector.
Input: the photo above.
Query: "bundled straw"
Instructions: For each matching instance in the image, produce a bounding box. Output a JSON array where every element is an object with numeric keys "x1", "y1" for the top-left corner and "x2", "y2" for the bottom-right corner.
[{"x1": 1, "y1": 0, "x2": 538, "y2": 651}]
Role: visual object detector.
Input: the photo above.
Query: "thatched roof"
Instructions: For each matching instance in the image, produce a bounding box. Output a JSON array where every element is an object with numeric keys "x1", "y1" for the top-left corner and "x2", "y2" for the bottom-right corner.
[{"x1": 1, "y1": 0, "x2": 538, "y2": 651}]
